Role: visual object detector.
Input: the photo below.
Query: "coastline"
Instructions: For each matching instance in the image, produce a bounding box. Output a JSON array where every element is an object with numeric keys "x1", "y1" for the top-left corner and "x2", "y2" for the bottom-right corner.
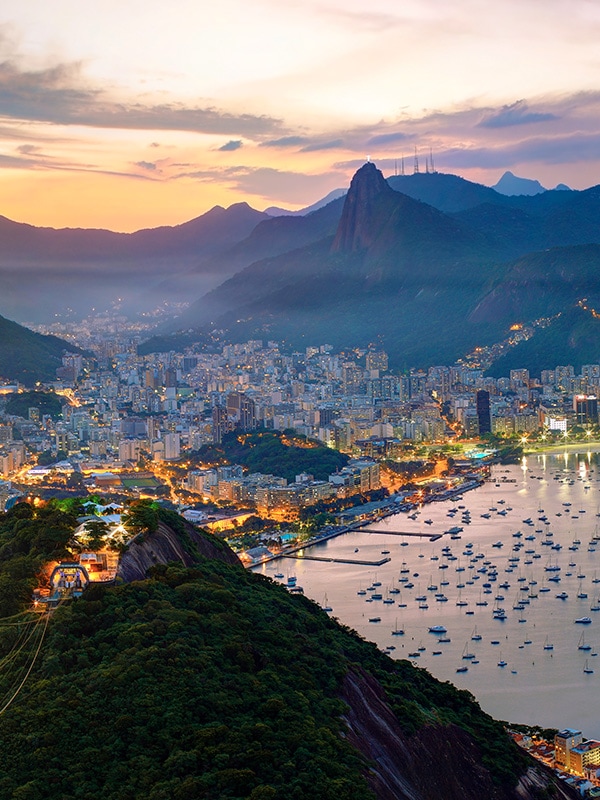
[{"x1": 524, "y1": 441, "x2": 600, "y2": 456}]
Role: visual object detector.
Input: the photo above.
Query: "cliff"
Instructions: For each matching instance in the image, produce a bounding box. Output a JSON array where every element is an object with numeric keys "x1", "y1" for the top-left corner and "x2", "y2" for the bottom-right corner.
[
  {"x1": 117, "y1": 515, "x2": 241, "y2": 582},
  {"x1": 331, "y1": 162, "x2": 394, "y2": 252},
  {"x1": 341, "y1": 668, "x2": 576, "y2": 800}
]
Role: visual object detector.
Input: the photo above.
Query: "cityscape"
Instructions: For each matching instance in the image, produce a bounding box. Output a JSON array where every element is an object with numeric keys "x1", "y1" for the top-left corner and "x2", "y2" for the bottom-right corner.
[{"x1": 2, "y1": 1, "x2": 600, "y2": 797}]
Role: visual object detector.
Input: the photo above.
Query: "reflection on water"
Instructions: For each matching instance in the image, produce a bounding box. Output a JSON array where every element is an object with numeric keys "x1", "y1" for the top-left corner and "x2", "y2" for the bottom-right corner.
[{"x1": 254, "y1": 451, "x2": 600, "y2": 737}]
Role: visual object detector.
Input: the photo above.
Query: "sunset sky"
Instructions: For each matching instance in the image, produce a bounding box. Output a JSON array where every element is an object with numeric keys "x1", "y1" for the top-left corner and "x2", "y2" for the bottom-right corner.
[{"x1": 2, "y1": 0, "x2": 600, "y2": 230}]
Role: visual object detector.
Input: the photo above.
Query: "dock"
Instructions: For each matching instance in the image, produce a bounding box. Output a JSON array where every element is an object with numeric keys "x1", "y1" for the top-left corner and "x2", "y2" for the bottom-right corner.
[
  {"x1": 358, "y1": 528, "x2": 443, "y2": 541},
  {"x1": 282, "y1": 554, "x2": 391, "y2": 566}
]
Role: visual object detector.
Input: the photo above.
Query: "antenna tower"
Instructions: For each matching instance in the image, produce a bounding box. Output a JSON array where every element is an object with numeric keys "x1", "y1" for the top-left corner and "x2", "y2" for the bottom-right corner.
[{"x1": 413, "y1": 148, "x2": 419, "y2": 174}]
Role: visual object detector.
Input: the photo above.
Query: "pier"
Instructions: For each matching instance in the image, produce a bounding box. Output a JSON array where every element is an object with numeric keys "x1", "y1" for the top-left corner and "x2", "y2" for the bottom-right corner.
[
  {"x1": 282, "y1": 554, "x2": 391, "y2": 566},
  {"x1": 358, "y1": 528, "x2": 443, "y2": 541}
]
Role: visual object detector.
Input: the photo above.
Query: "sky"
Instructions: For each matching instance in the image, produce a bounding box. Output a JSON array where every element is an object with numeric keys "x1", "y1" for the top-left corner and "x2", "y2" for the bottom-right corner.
[{"x1": 2, "y1": 0, "x2": 600, "y2": 230}]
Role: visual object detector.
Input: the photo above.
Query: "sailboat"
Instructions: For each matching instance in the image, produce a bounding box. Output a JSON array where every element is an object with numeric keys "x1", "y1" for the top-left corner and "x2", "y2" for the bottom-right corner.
[
  {"x1": 322, "y1": 594, "x2": 333, "y2": 613},
  {"x1": 391, "y1": 618, "x2": 405, "y2": 636},
  {"x1": 543, "y1": 636, "x2": 554, "y2": 650},
  {"x1": 578, "y1": 632, "x2": 592, "y2": 651},
  {"x1": 462, "y1": 641, "x2": 476, "y2": 660},
  {"x1": 471, "y1": 627, "x2": 482, "y2": 642},
  {"x1": 584, "y1": 659, "x2": 594, "y2": 674}
]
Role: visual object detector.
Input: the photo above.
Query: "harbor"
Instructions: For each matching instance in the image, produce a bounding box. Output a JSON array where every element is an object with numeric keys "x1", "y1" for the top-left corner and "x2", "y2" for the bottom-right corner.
[{"x1": 253, "y1": 450, "x2": 600, "y2": 739}]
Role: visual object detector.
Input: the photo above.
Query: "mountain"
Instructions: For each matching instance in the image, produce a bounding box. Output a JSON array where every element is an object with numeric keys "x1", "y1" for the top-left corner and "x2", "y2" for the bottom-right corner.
[
  {"x1": 387, "y1": 172, "x2": 504, "y2": 212},
  {"x1": 264, "y1": 187, "x2": 347, "y2": 216},
  {"x1": 0, "y1": 501, "x2": 575, "y2": 799},
  {"x1": 0, "y1": 314, "x2": 86, "y2": 385},
  {"x1": 487, "y1": 305, "x2": 600, "y2": 377},
  {"x1": 493, "y1": 171, "x2": 546, "y2": 196},
  {"x1": 470, "y1": 243, "x2": 600, "y2": 326},
  {"x1": 0, "y1": 203, "x2": 270, "y2": 323},
  {"x1": 141, "y1": 164, "x2": 600, "y2": 373},
  {"x1": 150, "y1": 164, "x2": 508, "y2": 363}
]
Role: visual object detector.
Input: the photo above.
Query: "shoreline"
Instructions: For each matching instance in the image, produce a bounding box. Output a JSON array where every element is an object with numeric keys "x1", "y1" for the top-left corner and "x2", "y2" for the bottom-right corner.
[{"x1": 524, "y1": 441, "x2": 600, "y2": 455}]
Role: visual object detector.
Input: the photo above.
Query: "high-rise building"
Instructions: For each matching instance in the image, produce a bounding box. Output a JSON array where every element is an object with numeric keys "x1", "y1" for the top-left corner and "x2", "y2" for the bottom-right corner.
[
  {"x1": 227, "y1": 392, "x2": 256, "y2": 430},
  {"x1": 476, "y1": 390, "x2": 491, "y2": 435},
  {"x1": 164, "y1": 433, "x2": 181, "y2": 461},
  {"x1": 555, "y1": 729, "x2": 583, "y2": 770},
  {"x1": 212, "y1": 405, "x2": 232, "y2": 444},
  {"x1": 573, "y1": 395, "x2": 598, "y2": 426}
]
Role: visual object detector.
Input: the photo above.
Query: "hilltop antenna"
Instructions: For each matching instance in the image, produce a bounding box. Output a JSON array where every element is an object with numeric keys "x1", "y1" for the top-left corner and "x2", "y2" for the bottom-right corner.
[
  {"x1": 414, "y1": 148, "x2": 419, "y2": 174},
  {"x1": 430, "y1": 147, "x2": 435, "y2": 173},
  {"x1": 401, "y1": 155, "x2": 405, "y2": 175},
  {"x1": 394, "y1": 159, "x2": 398, "y2": 177}
]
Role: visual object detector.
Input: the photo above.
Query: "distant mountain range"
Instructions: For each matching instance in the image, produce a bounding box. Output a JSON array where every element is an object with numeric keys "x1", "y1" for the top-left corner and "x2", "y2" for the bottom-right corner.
[
  {"x1": 0, "y1": 203, "x2": 269, "y2": 322},
  {"x1": 491, "y1": 170, "x2": 570, "y2": 196},
  {"x1": 139, "y1": 163, "x2": 600, "y2": 374},
  {"x1": 1, "y1": 163, "x2": 599, "y2": 376}
]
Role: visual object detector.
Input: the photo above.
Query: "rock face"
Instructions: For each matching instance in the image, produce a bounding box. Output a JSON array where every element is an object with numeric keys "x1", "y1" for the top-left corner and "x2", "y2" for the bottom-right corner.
[
  {"x1": 117, "y1": 518, "x2": 241, "y2": 582},
  {"x1": 341, "y1": 669, "x2": 577, "y2": 800},
  {"x1": 331, "y1": 162, "x2": 394, "y2": 252}
]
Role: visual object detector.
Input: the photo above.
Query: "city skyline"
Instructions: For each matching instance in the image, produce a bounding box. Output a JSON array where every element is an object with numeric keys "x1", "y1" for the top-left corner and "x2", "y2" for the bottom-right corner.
[{"x1": 1, "y1": 1, "x2": 600, "y2": 229}]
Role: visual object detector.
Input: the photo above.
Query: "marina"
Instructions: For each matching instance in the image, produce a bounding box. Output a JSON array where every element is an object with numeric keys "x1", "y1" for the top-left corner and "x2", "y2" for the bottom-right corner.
[{"x1": 254, "y1": 449, "x2": 600, "y2": 738}]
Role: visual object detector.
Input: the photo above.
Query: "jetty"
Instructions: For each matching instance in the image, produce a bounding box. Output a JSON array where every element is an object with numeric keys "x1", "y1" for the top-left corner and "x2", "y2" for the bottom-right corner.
[{"x1": 282, "y1": 554, "x2": 391, "y2": 566}]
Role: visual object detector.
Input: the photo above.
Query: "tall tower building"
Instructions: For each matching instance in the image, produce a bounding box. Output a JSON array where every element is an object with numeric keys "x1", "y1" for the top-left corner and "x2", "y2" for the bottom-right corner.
[{"x1": 476, "y1": 390, "x2": 491, "y2": 435}]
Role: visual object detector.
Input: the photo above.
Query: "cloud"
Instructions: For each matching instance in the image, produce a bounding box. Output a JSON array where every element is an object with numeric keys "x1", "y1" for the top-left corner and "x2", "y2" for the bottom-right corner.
[
  {"x1": 441, "y1": 131, "x2": 600, "y2": 169},
  {"x1": 478, "y1": 100, "x2": 559, "y2": 128},
  {"x1": 16, "y1": 143, "x2": 38, "y2": 154},
  {"x1": 0, "y1": 58, "x2": 284, "y2": 137},
  {"x1": 176, "y1": 164, "x2": 346, "y2": 203},
  {"x1": 367, "y1": 131, "x2": 410, "y2": 146},
  {"x1": 300, "y1": 138, "x2": 343, "y2": 152},
  {"x1": 218, "y1": 139, "x2": 243, "y2": 151},
  {"x1": 260, "y1": 135, "x2": 309, "y2": 148},
  {"x1": 135, "y1": 160, "x2": 158, "y2": 171}
]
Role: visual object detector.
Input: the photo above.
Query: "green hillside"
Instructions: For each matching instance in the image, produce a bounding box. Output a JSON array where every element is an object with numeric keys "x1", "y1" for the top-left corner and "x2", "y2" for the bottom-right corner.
[
  {"x1": 0, "y1": 314, "x2": 86, "y2": 385},
  {"x1": 195, "y1": 430, "x2": 349, "y2": 482},
  {"x1": 0, "y1": 566, "x2": 526, "y2": 800}
]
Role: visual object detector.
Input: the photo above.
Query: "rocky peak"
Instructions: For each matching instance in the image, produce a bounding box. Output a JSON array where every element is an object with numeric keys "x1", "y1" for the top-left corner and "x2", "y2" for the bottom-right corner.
[{"x1": 331, "y1": 161, "x2": 393, "y2": 252}]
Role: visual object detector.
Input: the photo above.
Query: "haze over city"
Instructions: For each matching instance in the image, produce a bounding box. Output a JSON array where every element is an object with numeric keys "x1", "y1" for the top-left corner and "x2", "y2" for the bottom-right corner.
[{"x1": 2, "y1": 0, "x2": 600, "y2": 229}]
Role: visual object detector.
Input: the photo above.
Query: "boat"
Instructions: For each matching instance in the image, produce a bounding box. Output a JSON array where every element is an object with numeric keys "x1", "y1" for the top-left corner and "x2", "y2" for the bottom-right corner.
[
  {"x1": 322, "y1": 594, "x2": 333, "y2": 613},
  {"x1": 462, "y1": 642, "x2": 476, "y2": 660},
  {"x1": 391, "y1": 618, "x2": 405, "y2": 636},
  {"x1": 471, "y1": 627, "x2": 482, "y2": 641},
  {"x1": 584, "y1": 659, "x2": 594, "y2": 674},
  {"x1": 543, "y1": 637, "x2": 554, "y2": 650},
  {"x1": 368, "y1": 616, "x2": 381, "y2": 623},
  {"x1": 428, "y1": 625, "x2": 447, "y2": 634},
  {"x1": 497, "y1": 659, "x2": 507, "y2": 667},
  {"x1": 456, "y1": 666, "x2": 468, "y2": 673},
  {"x1": 575, "y1": 617, "x2": 592, "y2": 624},
  {"x1": 274, "y1": 573, "x2": 284, "y2": 579},
  {"x1": 578, "y1": 632, "x2": 592, "y2": 651}
]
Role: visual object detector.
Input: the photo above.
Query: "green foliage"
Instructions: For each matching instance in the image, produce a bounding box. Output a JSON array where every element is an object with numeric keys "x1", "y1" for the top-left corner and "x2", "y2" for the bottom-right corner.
[
  {"x1": 0, "y1": 506, "x2": 530, "y2": 797},
  {"x1": 0, "y1": 542, "x2": 529, "y2": 798},
  {"x1": 122, "y1": 499, "x2": 160, "y2": 538},
  {"x1": 0, "y1": 314, "x2": 86, "y2": 386},
  {"x1": 5, "y1": 391, "x2": 63, "y2": 420},
  {"x1": 195, "y1": 430, "x2": 349, "y2": 482},
  {"x1": 0, "y1": 501, "x2": 78, "y2": 617}
]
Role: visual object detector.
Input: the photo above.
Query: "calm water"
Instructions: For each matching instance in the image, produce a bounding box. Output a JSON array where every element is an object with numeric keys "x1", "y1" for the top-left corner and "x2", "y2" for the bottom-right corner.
[{"x1": 254, "y1": 451, "x2": 600, "y2": 737}]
